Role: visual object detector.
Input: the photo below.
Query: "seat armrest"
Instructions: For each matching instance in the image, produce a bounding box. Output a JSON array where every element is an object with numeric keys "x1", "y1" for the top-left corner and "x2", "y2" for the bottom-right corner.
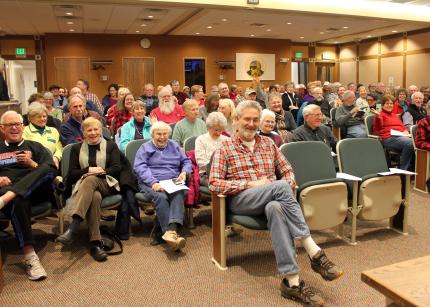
[
  {"x1": 297, "y1": 178, "x2": 344, "y2": 196},
  {"x1": 53, "y1": 176, "x2": 65, "y2": 192}
]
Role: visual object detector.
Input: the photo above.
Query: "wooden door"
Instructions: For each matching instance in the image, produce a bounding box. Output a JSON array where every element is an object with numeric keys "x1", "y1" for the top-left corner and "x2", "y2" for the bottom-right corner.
[
  {"x1": 54, "y1": 57, "x2": 90, "y2": 91},
  {"x1": 122, "y1": 58, "x2": 155, "y2": 96}
]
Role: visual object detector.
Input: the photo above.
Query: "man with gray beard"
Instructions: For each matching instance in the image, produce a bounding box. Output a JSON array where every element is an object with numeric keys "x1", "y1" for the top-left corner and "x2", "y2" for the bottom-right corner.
[{"x1": 150, "y1": 86, "x2": 185, "y2": 124}]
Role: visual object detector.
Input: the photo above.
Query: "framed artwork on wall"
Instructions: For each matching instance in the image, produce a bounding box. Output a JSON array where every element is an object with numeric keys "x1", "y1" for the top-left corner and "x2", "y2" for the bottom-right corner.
[{"x1": 236, "y1": 53, "x2": 275, "y2": 80}]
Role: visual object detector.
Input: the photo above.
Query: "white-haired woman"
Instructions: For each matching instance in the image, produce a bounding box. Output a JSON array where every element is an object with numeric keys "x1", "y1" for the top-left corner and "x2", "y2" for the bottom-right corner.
[
  {"x1": 258, "y1": 109, "x2": 283, "y2": 147},
  {"x1": 134, "y1": 121, "x2": 192, "y2": 251},
  {"x1": 217, "y1": 98, "x2": 236, "y2": 135},
  {"x1": 195, "y1": 112, "x2": 229, "y2": 186},
  {"x1": 23, "y1": 102, "x2": 62, "y2": 169},
  {"x1": 43, "y1": 91, "x2": 63, "y2": 122},
  {"x1": 57, "y1": 117, "x2": 121, "y2": 262}
]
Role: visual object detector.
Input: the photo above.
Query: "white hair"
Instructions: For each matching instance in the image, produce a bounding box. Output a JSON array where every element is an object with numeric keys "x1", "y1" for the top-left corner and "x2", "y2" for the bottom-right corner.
[
  {"x1": 150, "y1": 121, "x2": 172, "y2": 137},
  {"x1": 303, "y1": 104, "x2": 321, "y2": 117},
  {"x1": 206, "y1": 111, "x2": 227, "y2": 129},
  {"x1": 235, "y1": 100, "x2": 262, "y2": 118},
  {"x1": 261, "y1": 109, "x2": 276, "y2": 120},
  {"x1": 1, "y1": 110, "x2": 23, "y2": 125}
]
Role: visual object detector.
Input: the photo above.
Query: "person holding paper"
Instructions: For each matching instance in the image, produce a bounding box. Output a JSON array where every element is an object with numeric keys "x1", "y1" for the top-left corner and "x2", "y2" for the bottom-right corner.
[
  {"x1": 134, "y1": 121, "x2": 192, "y2": 251},
  {"x1": 372, "y1": 95, "x2": 414, "y2": 170}
]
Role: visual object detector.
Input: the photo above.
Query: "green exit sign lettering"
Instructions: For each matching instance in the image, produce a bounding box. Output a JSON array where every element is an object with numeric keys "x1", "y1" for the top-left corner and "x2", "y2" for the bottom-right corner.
[
  {"x1": 15, "y1": 48, "x2": 27, "y2": 58},
  {"x1": 295, "y1": 52, "x2": 303, "y2": 59}
]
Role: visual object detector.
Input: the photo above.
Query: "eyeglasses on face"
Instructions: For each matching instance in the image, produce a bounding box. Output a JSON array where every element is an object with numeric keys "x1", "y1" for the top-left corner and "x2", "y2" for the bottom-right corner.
[{"x1": 1, "y1": 122, "x2": 23, "y2": 128}]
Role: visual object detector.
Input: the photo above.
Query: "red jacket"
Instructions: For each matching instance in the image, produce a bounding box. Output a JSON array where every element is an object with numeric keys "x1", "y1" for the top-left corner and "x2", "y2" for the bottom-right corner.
[
  {"x1": 373, "y1": 110, "x2": 408, "y2": 141},
  {"x1": 392, "y1": 100, "x2": 409, "y2": 115},
  {"x1": 185, "y1": 150, "x2": 200, "y2": 207}
]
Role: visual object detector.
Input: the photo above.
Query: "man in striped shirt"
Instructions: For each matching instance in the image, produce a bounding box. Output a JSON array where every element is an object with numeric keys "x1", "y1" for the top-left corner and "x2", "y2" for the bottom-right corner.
[{"x1": 209, "y1": 100, "x2": 343, "y2": 307}]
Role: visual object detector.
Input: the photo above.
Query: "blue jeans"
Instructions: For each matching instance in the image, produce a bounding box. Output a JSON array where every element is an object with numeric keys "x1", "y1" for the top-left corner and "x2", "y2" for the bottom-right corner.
[
  {"x1": 228, "y1": 180, "x2": 310, "y2": 275},
  {"x1": 140, "y1": 185, "x2": 185, "y2": 233},
  {"x1": 346, "y1": 124, "x2": 367, "y2": 138},
  {"x1": 382, "y1": 136, "x2": 414, "y2": 170}
]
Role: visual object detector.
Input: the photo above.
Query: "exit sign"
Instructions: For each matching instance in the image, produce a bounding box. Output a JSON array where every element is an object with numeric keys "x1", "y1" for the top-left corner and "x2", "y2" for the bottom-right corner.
[
  {"x1": 295, "y1": 52, "x2": 303, "y2": 59},
  {"x1": 15, "y1": 47, "x2": 27, "y2": 58}
]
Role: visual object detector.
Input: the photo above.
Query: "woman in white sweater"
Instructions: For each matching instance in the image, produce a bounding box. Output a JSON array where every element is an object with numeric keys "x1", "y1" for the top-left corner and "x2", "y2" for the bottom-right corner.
[{"x1": 195, "y1": 112, "x2": 229, "y2": 186}]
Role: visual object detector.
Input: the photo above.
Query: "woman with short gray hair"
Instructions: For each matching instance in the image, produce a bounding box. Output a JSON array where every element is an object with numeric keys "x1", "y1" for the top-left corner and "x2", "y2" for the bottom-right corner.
[
  {"x1": 23, "y1": 102, "x2": 62, "y2": 169},
  {"x1": 258, "y1": 109, "x2": 283, "y2": 147},
  {"x1": 42, "y1": 91, "x2": 63, "y2": 122},
  {"x1": 195, "y1": 111, "x2": 229, "y2": 185}
]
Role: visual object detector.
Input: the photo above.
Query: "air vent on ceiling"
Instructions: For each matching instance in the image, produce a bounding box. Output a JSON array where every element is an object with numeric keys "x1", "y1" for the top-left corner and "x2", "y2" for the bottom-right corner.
[
  {"x1": 147, "y1": 8, "x2": 168, "y2": 13},
  {"x1": 250, "y1": 23, "x2": 267, "y2": 27},
  {"x1": 139, "y1": 18, "x2": 157, "y2": 22},
  {"x1": 326, "y1": 27, "x2": 340, "y2": 32}
]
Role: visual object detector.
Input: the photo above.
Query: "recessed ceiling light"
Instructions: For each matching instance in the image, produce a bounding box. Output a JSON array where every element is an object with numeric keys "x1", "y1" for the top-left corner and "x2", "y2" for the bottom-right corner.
[
  {"x1": 67, "y1": 21, "x2": 74, "y2": 25},
  {"x1": 135, "y1": 30, "x2": 140, "y2": 33},
  {"x1": 66, "y1": 12, "x2": 73, "y2": 16},
  {"x1": 334, "y1": 41, "x2": 339, "y2": 44},
  {"x1": 343, "y1": 26, "x2": 349, "y2": 29},
  {"x1": 266, "y1": 29, "x2": 271, "y2": 32},
  {"x1": 207, "y1": 26, "x2": 212, "y2": 29},
  {"x1": 320, "y1": 32, "x2": 325, "y2": 34},
  {"x1": 299, "y1": 36, "x2": 304, "y2": 39},
  {"x1": 69, "y1": 29, "x2": 75, "y2": 32},
  {"x1": 287, "y1": 22, "x2": 292, "y2": 25},
  {"x1": 148, "y1": 15, "x2": 154, "y2": 18},
  {"x1": 141, "y1": 24, "x2": 147, "y2": 27},
  {"x1": 195, "y1": 32, "x2": 200, "y2": 35},
  {"x1": 250, "y1": 34, "x2": 255, "y2": 37},
  {"x1": 367, "y1": 35, "x2": 372, "y2": 38},
  {"x1": 392, "y1": 30, "x2": 398, "y2": 33},
  {"x1": 221, "y1": 18, "x2": 227, "y2": 22}
]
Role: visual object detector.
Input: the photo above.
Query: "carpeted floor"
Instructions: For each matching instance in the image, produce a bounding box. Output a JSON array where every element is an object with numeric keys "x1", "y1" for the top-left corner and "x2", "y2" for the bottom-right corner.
[{"x1": 1, "y1": 191, "x2": 429, "y2": 306}]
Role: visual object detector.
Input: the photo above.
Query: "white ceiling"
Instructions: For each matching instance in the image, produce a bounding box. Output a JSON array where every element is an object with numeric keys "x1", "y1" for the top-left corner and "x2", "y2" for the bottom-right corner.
[{"x1": 0, "y1": 0, "x2": 429, "y2": 44}]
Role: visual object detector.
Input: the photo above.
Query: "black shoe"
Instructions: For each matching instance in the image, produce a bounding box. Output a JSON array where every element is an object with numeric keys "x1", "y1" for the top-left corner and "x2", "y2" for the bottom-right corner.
[
  {"x1": 150, "y1": 224, "x2": 165, "y2": 246},
  {"x1": 56, "y1": 228, "x2": 75, "y2": 245},
  {"x1": 310, "y1": 250, "x2": 344, "y2": 281},
  {"x1": 90, "y1": 243, "x2": 108, "y2": 262},
  {"x1": 280, "y1": 279, "x2": 324, "y2": 307}
]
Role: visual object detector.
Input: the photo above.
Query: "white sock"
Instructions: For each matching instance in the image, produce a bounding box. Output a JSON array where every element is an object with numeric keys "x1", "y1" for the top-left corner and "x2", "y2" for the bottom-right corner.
[
  {"x1": 24, "y1": 251, "x2": 37, "y2": 260},
  {"x1": 301, "y1": 236, "x2": 321, "y2": 258},
  {"x1": 286, "y1": 274, "x2": 300, "y2": 287}
]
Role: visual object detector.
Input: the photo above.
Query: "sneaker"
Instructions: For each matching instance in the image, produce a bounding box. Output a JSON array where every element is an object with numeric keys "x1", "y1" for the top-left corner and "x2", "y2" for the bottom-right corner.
[
  {"x1": 24, "y1": 254, "x2": 47, "y2": 281},
  {"x1": 161, "y1": 230, "x2": 186, "y2": 251},
  {"x1": 280, "y1": 279, "x2": 324, "y2": 307},
  {"x1": 310, "y1": 250, "x2": 343, "y2": 281}
]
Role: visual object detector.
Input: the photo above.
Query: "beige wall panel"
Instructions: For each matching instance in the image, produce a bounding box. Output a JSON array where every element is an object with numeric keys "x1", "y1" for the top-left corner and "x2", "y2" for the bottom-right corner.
[
  {"x1": 340, "y1": 61, "x2": 356, "y2": 84},
  {"x1": 340, "y1": 45, "x2": 356, "y2": 59},
  {"x1": 291, "y1": 45, "x2": 308, "y2": 58},
  {"x1": 381, "y1": 37, "x2": 403, "y2": 54},
  {"x1": 358, "y1": 59, "x2": 378, "y2": 85},
  {"x1": 408, "y1": 32, "x2": 430, "y2": 51},
  {"x1": 381, "y1": 56, "x2": 403, "y2": 87},
  {"x1": 359, "y1": 41, "x2": 379, "y2": 57},
  {"x1": 406, "y1": 53, "x2": 430, "y2": 86},
  {"x1": 315, "y1": 46, "x2": 336, "y2": 60}
]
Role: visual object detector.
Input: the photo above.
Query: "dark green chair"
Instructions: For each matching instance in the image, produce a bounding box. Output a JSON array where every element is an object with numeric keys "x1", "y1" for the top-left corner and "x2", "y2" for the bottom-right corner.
[
  {"x1": 280, "y1": 142, "x2": 348, "y2": 235},
  {"x1": 184, "y1": 136, "x2": 198, "y2": 152},
  {"x1": 337, "y1": 138, "x2": 409, "y2": 240}
]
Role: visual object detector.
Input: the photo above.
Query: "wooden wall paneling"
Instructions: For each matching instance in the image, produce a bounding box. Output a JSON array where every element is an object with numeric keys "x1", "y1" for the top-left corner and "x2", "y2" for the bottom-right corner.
[
  {"x1": 35, "y1": 37, "x2": 46, "y2": 92},
  {"x1": 334, "y1": 45, "x2": 340, "y2": 82},
  {"x1": 403, "y1": 34, "x2": 407, "y2": 88},
  {"x1": 308, "y1": 45, "x2": 316, "y2": 81},
  {"x1": 356, "y1": 44, "x2": 360, "y2": 83},
  {"x1": 122, "y1": 57, "x2": 155, "y2": 96},
  {"x1": 378, "y1": 39, "x2": 382, "y2": 82},
  {"x1": 54, "y1": 57, "x2": 90, "y2": 92}
]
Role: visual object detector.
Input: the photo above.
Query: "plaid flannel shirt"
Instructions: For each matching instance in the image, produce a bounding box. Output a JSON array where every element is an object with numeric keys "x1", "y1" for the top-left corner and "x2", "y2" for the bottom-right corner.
[
  {"x1": 209, "y1": 134, "x2": 295, "y2": 195},
  {"x1": 85, "y1": 92, "x2": 104, "y2": 113},
  {"x1": 113, "y1": 110, "x2": 132, "y2": 135},
  {"x1": 415, "y1": 116, "x2": 430, "y2": 151}
]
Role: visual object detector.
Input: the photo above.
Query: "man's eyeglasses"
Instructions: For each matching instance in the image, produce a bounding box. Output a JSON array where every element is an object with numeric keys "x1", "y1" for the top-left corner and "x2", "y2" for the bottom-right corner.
[{"x1": 1, "y1": 122, "x2": 23, "y2": 128}]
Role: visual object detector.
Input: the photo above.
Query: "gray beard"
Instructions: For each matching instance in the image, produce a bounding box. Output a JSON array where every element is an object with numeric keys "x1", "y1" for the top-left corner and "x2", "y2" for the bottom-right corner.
[{"x1": 160, "y1": 100, "x2": 175, "y2": 114}]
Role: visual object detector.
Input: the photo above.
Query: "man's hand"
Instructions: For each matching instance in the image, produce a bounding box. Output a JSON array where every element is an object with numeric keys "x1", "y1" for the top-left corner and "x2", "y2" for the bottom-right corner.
[
  {"x1": 246, "y1": 177, "x2": 271, "y2": 189},
  {"x1": 15, "y1": 151, "x2": 36, "y2": 168},
  {"x1": 88, "y1": 166, "x2": 105, "y2": 174},
  {"x1": 152, "y1": 182, "x2": 164, "y2": 192},
  {"x1": 350, "y1": 107, "x2": 361, "y2": 116},
  {"x1": 177, "y1": 172, "x2": 187, "y2": 183},
  {"x1": 0, "y1": 176, "x2": 12, "y2": 188}
]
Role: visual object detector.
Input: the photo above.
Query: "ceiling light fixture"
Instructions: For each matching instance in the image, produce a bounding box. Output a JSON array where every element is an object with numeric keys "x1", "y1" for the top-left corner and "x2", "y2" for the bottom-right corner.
[
  {"x1": 67, "y1": 21, "x2": 74, "y2": 25},
  {"x1": 287, "y1": 22, "x2": 292, "y2": 25},
  {"x1": 66, "y1": 12, "x2": 73, "y2": 16},
  {"x1": 141, "y1": 24, "x2": 147, "y2": 27},
  {"x1": 69, "y1": 29, "x2": 75, "y2": 32},
  {"x1": 148, "y1": 15, "x2": 154, "y2": 18},
  {"x1": 207, "y1": 26, "x2": 212, "y2": 29},
  {"x1": 343, "y1": 26, "x2": 349, "y2": 29},
  {"x1": 267, "y1": 29, "x2": 271, "y2": 32},
  {"x1": 222, "y1": 18, "x2": 227, "y2": 22},
  {"x1": 320, "y1": 32, "x2": 325, "y2": 34},
  {"x1": 392, "y1": 30, "x2": 398, "y2": 33},
  {"x1": 300, "y1": 36, "x2": 304, "y2": 39},
  {"x1": 367, "y1": 35, "x2": 372, "y2": 38},
  {"x1": 334, "y1": 41, "x2": 339, "y2": 44},
  {"x1": 135, "y1": 30, "x2": 140, "y2": 33},
  {"x1": 250, "y1": 34, "x2": 255, "y2": 37},
  {"x1": 195, "y1": 32, "x2": 200, "y2": 35}
]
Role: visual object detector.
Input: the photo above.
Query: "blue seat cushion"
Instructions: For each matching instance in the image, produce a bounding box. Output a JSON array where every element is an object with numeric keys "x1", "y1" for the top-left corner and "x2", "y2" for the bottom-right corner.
[
  {"x1": 101, "y1": 194, "x2": 122, "y2": 209},
  {"x1": 227, "y1": 214, "x2": 268, "y2": 230}
]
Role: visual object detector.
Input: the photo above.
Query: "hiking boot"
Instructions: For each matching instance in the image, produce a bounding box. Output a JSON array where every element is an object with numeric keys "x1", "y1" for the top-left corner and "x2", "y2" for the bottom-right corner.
[
  {"x1": 280, "y1": 279, "x2": 324, "y2": 307},
  {"x1": 162, "y1": 230, "x2": 186, "y2": 251},
  {"x1": 24, "y1": 254, "x2": 47, "y2": 281},
  {"x1": 310, "y1": 250, "x2": 344, "y2": 281}
]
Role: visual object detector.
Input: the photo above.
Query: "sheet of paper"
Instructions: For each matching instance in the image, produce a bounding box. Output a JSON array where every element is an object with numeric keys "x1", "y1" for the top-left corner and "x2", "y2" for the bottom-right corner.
[
  {"x1": 159, "y1": 179, "x2": 189, "y2": 194},
  {"x1": 378, "y1": 171, "x2": 395, "y2": 176},
  {"x1": 390, "y1": 129, "x2": 410, "y2": 137},
  {"x1": 331, "y1": 151, "x2": 337, "y2": 157},
  {"x1": 389, "y1": 168, "x2": 417, "y2": 175},
  {"x1": 336, "y1": 172, "x2": 362, "y2": 181}
]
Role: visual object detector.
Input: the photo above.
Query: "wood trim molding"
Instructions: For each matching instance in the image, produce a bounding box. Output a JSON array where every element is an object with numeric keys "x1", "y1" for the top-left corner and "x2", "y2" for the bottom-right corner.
[
  {"x1": 377, "y1": 39, "x2": 381, "y2": 82},
  {"x1": 407, "y1": 48, "x2": 430, "y2": 56},
  {"x1": 381, "y1": 52, "x2": 403, "y2": 58},
  {"x1": 403, "y1": 34, "x2": 407, "y2": 88},
  {"x1": 360, "y1": 55, "x2": 379, "y2": 61},
  {"x1": 356, "y1": 44, "x2": 359, "y2": 83}
]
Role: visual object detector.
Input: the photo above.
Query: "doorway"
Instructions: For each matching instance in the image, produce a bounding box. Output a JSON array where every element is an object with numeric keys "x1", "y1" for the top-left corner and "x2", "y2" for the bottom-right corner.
[
  {"x1": 5, "y1": 60, "x2": 37, "y2": 114},
  {"x1": 316, "y1": 63, "x2": 335, "y2": 83},
  {"x1": 291, "y1": 62, "x2": 308, "y2": 85},
  {"x1": 184, "y1": 59, "x2": 205, "y2": 92}
]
